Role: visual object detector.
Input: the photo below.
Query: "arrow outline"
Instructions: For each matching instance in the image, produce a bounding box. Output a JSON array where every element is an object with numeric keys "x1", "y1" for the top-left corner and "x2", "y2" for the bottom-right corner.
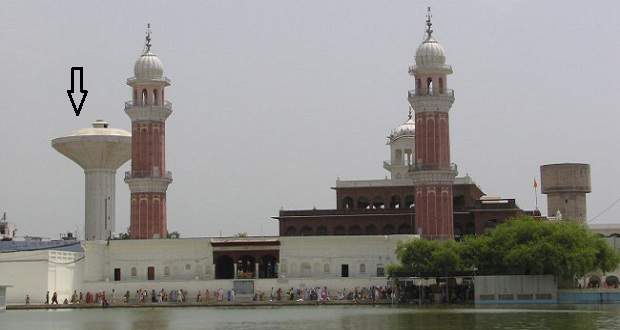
[{"x1": 67, "y1": 67, "x2": 88, "y2": 116}]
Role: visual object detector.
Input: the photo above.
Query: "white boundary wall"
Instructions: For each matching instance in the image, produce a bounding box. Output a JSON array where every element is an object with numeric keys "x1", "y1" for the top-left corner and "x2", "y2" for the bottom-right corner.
[{"x1": 475, "y1": 275, "x2": 557, "y2": 304}]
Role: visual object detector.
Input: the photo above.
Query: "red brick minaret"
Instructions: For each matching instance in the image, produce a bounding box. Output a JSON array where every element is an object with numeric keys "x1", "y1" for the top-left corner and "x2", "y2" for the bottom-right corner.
[
  {"x1": 408, "y1": 9, "x2": 456, "y2": 239},
  {"x1": 125, "y1": 25, "x2": 173, "y2": 239}
]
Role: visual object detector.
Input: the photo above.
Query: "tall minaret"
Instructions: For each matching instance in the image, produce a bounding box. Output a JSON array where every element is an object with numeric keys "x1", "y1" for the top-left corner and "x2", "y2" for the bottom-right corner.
[
  {"x1": 124, "y1": 24, "x2": 173, "y2": 239},
  {"x1": 408, "y1": 8, "x2": 456, "y2": 239}
]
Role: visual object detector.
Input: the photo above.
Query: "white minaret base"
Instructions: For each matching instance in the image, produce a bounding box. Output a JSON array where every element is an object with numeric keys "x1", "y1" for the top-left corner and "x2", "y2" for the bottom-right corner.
[{"x1": 84, "y1": 169, "x2": 116, "y2": 240}]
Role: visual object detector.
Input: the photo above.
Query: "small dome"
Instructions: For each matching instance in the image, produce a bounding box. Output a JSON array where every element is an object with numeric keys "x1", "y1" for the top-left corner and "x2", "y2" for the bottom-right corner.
[
  {"x1": 415, "y1": 37, "x2": 446, "y2": 67},
  {"x1": 134, "y1": 52, "x2": 164, "y2": 80},
  {"x1": 71, "y1": 120, "x2": 131, "y2": 137},
  {"x1": 389, "y1": 117, "x2": 415, "y2": 141}
]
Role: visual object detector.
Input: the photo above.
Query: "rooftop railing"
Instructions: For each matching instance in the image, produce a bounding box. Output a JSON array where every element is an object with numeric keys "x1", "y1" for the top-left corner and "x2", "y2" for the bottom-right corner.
[
  {"x1": 408, "y1": 89, "x2": 454, "y2": 98},
  {"x1": 125, "y1": 100, "x2": 172, "y2": 110},
  {"x1": 125, "y1": 170, "x2": 173, "y2": 180}
]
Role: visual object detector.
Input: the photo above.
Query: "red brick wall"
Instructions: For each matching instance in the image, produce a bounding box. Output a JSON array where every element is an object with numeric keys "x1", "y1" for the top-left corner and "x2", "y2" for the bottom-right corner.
[
  {"x1": 415, "y1": 112, "x2": 450, "y2": 169},
  {"x1": 131, "y1": 122, "x2": 166, "y2": 175},
  {"x1": 130, "y1": 192, "x2": 167, "y2": 239}
]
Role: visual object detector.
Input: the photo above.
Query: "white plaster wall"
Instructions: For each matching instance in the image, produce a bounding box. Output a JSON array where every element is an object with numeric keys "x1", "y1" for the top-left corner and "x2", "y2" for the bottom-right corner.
[
  {"x1": 0, "y1": 250, "x2": 83, "y2": 304},
  {"x1": 279, "y1": 235, "x2": 413, "y2": 279},
  {"x1": 83, "y1": 239, "x2": 214, "y2": 283},
  {"x1": 0, "y1": 251, "x2": 50, "y2": 304}
]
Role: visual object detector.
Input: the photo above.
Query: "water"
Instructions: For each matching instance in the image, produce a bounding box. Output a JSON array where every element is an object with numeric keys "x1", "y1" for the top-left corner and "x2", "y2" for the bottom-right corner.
[{"x1": 1, "y1": 305, "x2": 620, "y2": 330}]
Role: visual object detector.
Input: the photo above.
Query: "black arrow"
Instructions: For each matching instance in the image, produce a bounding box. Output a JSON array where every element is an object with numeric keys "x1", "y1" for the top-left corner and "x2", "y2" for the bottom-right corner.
[{"x1": 67, "y1": 67, "x2": 88, "y2": 116}]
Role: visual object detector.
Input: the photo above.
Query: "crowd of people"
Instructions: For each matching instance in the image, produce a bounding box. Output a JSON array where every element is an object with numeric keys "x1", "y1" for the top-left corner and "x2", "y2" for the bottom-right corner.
[{"x1": 32, "y1": 285, "x2": 393, "y2": 306}]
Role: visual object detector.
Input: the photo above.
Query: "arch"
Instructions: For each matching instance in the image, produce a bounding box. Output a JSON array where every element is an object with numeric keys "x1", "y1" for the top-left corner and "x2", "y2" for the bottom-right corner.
[
  {"x1": 398, "y1": 224, "x2": 412, "y2": 234},
  {"x1": 285, "y1": 226, "x2": 297, "y2": 236},
  {"x1": 300, "y1": 262, "x2": 312, "y2": 277},
  {"x1": 484, "y1": 220, "x2": 497, "y2": 233},
  {"x1": 348, "y1": 225, "x2": 362, "y2": 235},
  {"x1": 259, "y1": 255, "x2": 277, "y2": 279},
  {"x1": 153, "y1": 89, "x2": 159, "y2": 105},
  {"x1": 395, "y1": 149, "x2": 403, "y2": 165},
  {"x1": 405, "y1": 195, "x2": 415, "y2": 208},
  {"x1": 606, "y1": 275, "x2": 619, "y2": 288},
  {"x1": 365, "y1": 224, "x2": 378, "y2": 235},
  {"x1": 588, "y1": 275, "x2": 601, "y2": 288},
  {"x1": 215, "y1": 255, "x2": 234, "y2": 279},
  {"x1": 465, "y1": 222, "x2": 476, "y2": 235},
  {"x1": 323, "y1": 263, "x2": 330, "y2": 273},
  {"x1": 334, "y1": 226, "x2": 346, "y2": 235},
  {"x1": 163, "y1": 266, "x2": 170, "y2": 276},
  {"x1": 141, "y1": 89, "x2": 148, "y2": 105},
  {"x1": 454, "y1": 225, "x2": 463, "y2": 237},
  {"x1": 372, "y1": 196, "x2": 385, "y2": 209},
  {"x1": 290, "y1": 263, "x2": 298, "y2": 276},
  {"x1": 426, "y1": 77, "x2": 433, "y2": 94},
  {"x1": 316, "y1": 226, "x2": 328, "y2": 235},
  {"x1": 383, "y1": 224, "x2": 396, "y2": 235},
  {"x1": 237, "y1": 255, "x2": 256, "y2": 278},
  {"x1": 130, "y1": 267, "x2": 137, "y2": 277},
  {"x1": 359, "y1": 263, "x2": 366, "y2": 273},
  {"x1": 300, "y1": 226, "x2": 314, "y2": 236},
  {"x1": 357, "y1": 196, "x2": 370, "y2": 209},
  {"x1": 342, "y1": 196, "x2": 354, "y2": 210},
  {"x1": 390, "y1": 195, "x2": 401, "y2": 209}
]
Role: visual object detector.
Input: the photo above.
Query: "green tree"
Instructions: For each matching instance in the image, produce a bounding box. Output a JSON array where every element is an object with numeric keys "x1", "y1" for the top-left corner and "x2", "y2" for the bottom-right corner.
[
  {"x1": 391, "y1": 238, "x2": 464, "y2": 277},
  {"x1": 389, "y1": 217, "x2": 620, "y2": 284}
]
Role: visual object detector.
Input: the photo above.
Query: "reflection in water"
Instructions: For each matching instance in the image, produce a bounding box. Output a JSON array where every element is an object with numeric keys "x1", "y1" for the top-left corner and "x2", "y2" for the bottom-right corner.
[
  {"x1": 1, "y1": 305, "x2": 619, "y2": 330},
  {"x1": 130, "y1": 309, "x2": 170, "y2": 330}
]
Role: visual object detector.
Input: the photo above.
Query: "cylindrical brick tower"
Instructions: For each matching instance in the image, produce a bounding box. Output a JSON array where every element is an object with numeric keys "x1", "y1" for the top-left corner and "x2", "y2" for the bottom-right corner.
[
  {"x1": 540, "y1": 163, "x2": 591, "y2": 222},
  {"x1": 408, "y1": 9, "x2": 456, "y2": 239},
  {"x1": 124, "y1": 26, "x2": 173, "y2": 239}
]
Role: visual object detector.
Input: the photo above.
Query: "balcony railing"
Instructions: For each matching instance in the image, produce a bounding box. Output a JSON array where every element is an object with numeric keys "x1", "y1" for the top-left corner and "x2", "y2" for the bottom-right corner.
[
  {"x1": 410, "y1": 163, "x2": 458, "y2": 172},
  {"x1": 125, "y1": 100, "x2": 172, "y2": 110},
  {"x1": 125, "y1": 170, "x2": 173, "y2": 180},
  {"x1": 408, "y1": 89, "x2": 454, "y2": 98}
]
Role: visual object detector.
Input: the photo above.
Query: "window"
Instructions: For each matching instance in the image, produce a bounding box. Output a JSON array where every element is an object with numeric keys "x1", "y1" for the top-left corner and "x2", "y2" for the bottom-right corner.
[
  {"x1": 114, "y1": 268, "x2": 121, "y2": 281},
  {"x1": 147, "y1": 266, "x2": 155, "y2": 281},
  {"x1": 359, "y1": 263, "x2": 366, "y2": 273},
  {"x1": 376, "y1": 264, "x2": 385, "y2": 277},
  {"x1": 341, "y1": 264, "x2": 349, "y2": 278},
  {"x1": 163, "y1": 266, "x2": 170, "y2": 276},
  {"x1": 130, "y1": 267, "x2": 137, "y2": 277}
]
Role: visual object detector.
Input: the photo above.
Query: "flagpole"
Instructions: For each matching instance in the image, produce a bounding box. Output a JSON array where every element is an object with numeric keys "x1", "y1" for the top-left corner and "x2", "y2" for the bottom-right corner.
[{"x1": 533, "y1": 178, "x2": 539, "y2": 212}]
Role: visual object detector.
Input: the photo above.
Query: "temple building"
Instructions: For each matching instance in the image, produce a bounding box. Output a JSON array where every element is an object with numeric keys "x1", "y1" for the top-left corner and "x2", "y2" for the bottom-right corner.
[{"x1": 274, "y1": 10, "x2": 538, "y2": 239}]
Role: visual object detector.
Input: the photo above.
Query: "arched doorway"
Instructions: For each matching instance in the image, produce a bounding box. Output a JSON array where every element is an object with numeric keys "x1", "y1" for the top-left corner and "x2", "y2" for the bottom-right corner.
[
  {"x1": 215, "y1": 255, "x2": 234, "y2": 279},
  {"x1": 237, "y1": 255, "x2": 256, "y2": 278},
  {"x1": 383, "y1": 224, "x2": 396, "y2": 235},
  {"x1": 259, "y1": 255, "x2": 278, "y2": 279}
]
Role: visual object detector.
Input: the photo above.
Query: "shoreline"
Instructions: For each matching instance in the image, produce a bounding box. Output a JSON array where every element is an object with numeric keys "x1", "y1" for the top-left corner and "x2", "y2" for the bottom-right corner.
[{"x1": 6, "y1": 300, "x2": 394, "y2": 310}]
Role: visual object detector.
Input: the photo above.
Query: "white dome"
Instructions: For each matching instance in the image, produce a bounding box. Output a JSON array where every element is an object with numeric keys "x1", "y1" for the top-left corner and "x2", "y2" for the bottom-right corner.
[
  {"x1": 389, "y1": 117, "x2": 415, "y2": 141},
  {"x1": 415, "y1": 37, "x2": 446, "y2": 67},
  {"x1": 134, "y1": 52, "x2": 164, "y2": 80}
]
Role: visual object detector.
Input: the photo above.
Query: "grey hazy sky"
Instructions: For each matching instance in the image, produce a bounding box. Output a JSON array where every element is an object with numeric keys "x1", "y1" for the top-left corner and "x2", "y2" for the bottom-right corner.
[{"x1": 1, "y1": 0, "x2": 619, "y2": 239}]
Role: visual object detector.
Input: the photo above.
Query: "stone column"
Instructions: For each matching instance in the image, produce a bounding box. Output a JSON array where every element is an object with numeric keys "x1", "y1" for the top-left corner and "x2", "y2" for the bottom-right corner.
[
  {"x1": 233, "y1": 263, "x2": 238, "y2": 279},
  {"x1": 212, "y1": 264, "x2": 216, "y2": 280},
  {"x1": 255, "y1": 263, "x2": 259, "y2": 279},
  {"x1": 276, "y1": 263, "x2": 280, "y2": 278}
]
